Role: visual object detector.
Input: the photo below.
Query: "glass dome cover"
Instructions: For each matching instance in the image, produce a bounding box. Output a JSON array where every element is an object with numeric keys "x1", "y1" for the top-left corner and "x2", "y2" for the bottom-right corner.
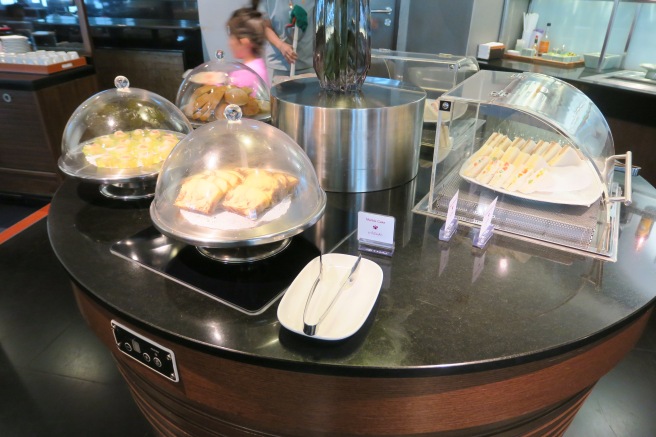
[
  {"x1": 176, "y1": 50, "x2": 271, "y2": 127},
  {"x1": 415, "y1": 70, "x2": 632, "y2": 261},
  {"x1": 150, "y1": 105, "x2": 326, "y2": 254},
  {"x1": 58, "y1": 76, "x2": 193, "y2": 186}
]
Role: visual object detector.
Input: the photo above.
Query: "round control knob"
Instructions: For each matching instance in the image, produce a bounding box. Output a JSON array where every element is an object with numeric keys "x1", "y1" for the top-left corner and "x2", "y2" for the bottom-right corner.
[{"x1": 142, "y1": 353, "x2": 151, "y2": 363}]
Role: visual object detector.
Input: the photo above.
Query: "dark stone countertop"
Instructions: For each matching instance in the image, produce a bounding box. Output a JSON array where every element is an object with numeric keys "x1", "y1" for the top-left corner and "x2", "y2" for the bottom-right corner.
[{"x1": 46, "y1": 167, "x2": 656, "y2": 377}]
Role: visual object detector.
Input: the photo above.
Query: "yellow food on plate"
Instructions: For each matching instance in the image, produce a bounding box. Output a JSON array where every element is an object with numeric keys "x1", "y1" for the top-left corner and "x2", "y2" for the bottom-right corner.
[
  {"x1": 82, "y1": 143, "x2": 103, "y2": 156},
  {"x1": 242, "y1": 97, "x2": 260, "y2": 116},
  {"x1": 174, "y1": 167, "x2": 299, "y2": 219},
  {"x1": 185, "y1": 84, "x2": 268, "y2": 122},
  {"x1": 80, "y1": 128, "x2": 185, "y2": 169},
  {"x1": 224, "y1": 87, "x2": 249, "y2": 106},
  {"x1": 223, "y1": 168, "x2": 299, "y2": 219},
  {"x1": 147, "y1": 129, "x2": 162, "y2": 139},
  {"x1": 174, "y1": 169, "x2": 245, "y2": 215}
]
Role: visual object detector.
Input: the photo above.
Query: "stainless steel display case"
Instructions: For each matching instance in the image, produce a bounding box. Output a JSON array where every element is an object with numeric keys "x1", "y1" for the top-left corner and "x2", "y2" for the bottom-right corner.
[
  {"x1": 414, "y1": 70, "x2": 633, "y2": 260},
  {"x1": 370, "y1": 49, "x2": 479, "y2": 98},
  {"x1": 369, "y1": 49, "x2": 478, "y2": 147}
]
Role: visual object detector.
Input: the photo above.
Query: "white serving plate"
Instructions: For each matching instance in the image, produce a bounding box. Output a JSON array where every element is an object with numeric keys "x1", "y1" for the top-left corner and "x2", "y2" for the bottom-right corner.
[
  {"x1": 277, "y1": 254, "x2": 383, "y2": 341},
  {"x1": 458, "y1": 159, "x2": 603, "y2": 207}
]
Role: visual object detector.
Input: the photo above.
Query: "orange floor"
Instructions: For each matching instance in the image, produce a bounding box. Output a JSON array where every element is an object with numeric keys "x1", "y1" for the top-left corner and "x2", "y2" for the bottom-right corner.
[{"x1": 0, "y1": 204, "x2": 50, "y2": 245}]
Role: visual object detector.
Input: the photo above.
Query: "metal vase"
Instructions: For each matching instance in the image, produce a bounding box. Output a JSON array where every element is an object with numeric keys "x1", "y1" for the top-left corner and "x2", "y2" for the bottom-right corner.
[{"x1": 313, "y1": 0, "x2": 371, "y2": 92}]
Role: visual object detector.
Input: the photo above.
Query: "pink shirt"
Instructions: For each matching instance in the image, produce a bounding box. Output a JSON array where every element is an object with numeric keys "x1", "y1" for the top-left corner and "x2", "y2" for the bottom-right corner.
[
  {"x1": 246, "y1": 58, "x2": 269, "y2": 87},
  {"x1": 230, "y1": 58, "x2": 270, "y2": 88}
]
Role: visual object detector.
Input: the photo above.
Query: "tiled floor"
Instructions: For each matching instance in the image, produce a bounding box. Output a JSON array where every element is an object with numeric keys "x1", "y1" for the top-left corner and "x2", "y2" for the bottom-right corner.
[
  {"x1": 0, "y1": 198, "x2": 155, "y2": 436},
  {"x1": 1, "y1": 198, "x2": 655, "y2": 436},
  {"x1": 0, "y1": 194, "x2": 50, "y2": 233}
]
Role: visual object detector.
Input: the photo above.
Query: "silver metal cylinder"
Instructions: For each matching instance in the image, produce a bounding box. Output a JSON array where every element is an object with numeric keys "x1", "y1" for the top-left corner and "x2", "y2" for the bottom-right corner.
[{"x1": 271, "y1": 77, "x2": 426, "y2": 192}]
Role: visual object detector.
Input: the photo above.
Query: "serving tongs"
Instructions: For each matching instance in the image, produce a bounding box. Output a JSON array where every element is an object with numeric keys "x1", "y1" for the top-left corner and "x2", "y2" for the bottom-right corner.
[{"x1": 302, "y1": 254, "x2": 362, "y2": 336}]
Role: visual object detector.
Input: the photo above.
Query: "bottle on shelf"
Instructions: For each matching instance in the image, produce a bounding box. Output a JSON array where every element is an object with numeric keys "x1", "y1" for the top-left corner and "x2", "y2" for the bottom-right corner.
[
  {"x1": 539, "y1": 23, "x2": 551, "y2": 55},
  {"x1": 532, "y1": 35, "x2": 539, "y2": 56}
]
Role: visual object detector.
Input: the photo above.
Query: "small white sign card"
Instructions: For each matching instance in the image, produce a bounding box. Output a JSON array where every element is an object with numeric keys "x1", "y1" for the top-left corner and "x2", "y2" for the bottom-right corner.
[
  {"x1": 473, "y1": 196, "x2": 498, "y2": 248},
  {"x1": 439, "y1": 189, "x2": 459, "y2": 241},
  {"x1": 357, "y1": 211, "x2": 396, "y2": 256}
]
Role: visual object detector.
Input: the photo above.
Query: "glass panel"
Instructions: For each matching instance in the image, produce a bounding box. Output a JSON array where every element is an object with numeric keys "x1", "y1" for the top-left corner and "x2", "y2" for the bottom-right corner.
[
  {"x1": 0, "y1": 1, "x2": 199, "y2": 52},
  {"x1": 528, "y1": 0, "x2": 614, "y2": 55},
  {"x1": 370, "y1": 50, "x2": 479, "y2": 99},
  {"x1": 527, "y1": 0, "x2": 656, "y2": 71},
  {"x1": 443, "y1": 70, "x2": 614, "y2": 179},
  {"x1": 83, "y1": 0, "x2": 198, "y2": 20},
  {"x1": 369, "y1": 49, "x2": 479, "y2": 149},
  {"x1": 622, "y1": 2, "x2": 656, "y2": 70},
  {"x1": 415, "y1": 70, "x2": 621, "y2": 260}
]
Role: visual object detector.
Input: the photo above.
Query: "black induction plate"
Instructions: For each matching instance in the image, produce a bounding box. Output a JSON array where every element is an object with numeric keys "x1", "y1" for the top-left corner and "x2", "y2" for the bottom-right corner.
[{"x1": 110, "y1": 227, "x2": 320, "y2": 315}]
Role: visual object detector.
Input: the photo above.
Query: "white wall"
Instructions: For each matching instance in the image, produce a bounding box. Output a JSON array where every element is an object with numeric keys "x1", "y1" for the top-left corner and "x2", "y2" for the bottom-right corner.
[
  {"x1": 396, "y1": 0, "x2": 503, "y2": 56},
  {"x1": 197, "y1": 0, "x2": 250, "y2": 63},
  {"x1": 467, "y1": 0, "x2": 504, "y2": 57},
  {"x1": 529, "y1": 0, "x2": 656, "y2": 70}
]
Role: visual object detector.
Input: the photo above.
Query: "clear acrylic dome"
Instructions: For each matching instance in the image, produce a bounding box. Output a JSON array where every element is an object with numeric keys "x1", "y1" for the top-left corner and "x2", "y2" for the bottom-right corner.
[
  {"x1": 176, "y1": 50, "x2": 271, "y2": 127},
  {"x1": 150, "y1": 105, "x2": 326, "y2": 258},
  {"x1": 58, "y1": 76, "x2": 193, "y2": 186}
]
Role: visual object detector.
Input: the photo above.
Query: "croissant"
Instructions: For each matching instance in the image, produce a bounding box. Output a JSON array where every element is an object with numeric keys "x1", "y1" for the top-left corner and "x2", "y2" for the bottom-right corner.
[
  {"x1": 174, "y1": 170, "x2": 244, "y2": 215},
  {"x1": 223, "y1": 169, "x2": 298, "y2": 219}
]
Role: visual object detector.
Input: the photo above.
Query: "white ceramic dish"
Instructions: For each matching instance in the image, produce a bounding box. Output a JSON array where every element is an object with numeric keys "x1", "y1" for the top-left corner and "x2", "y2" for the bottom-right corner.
[
  {"x1": 277, "y1": 254, "x2": 383, "y2": 340},
  {"x1": 583, "y1": 53, "x2": 621, "y2": 70},
  {"x1": 459, "y1": 159, "x2": 602, "y2": 207},
  {"x1": 640, "y1": 63, "x2": 656, "y2": 80}
]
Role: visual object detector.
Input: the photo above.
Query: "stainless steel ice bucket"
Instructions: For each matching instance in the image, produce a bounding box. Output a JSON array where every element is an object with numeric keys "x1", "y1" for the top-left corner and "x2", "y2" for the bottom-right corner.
[{"x1": 271, "y1": 77, "x2": 426, "y2": 192}]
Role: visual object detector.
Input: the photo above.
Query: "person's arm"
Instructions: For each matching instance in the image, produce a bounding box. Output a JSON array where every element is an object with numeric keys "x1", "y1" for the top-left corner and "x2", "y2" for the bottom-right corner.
[{"x1": 263, "y1": 19, "x2": 298, "y2": 64}]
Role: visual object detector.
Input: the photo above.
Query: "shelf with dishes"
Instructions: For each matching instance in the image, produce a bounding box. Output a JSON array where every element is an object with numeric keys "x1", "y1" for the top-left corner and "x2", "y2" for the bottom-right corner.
[
  {"x1": 503, "y1": 52, "x2": 583, "y2": 69},
  {"x1": 0, "y1": 48, "x2": 87, "y2": 74}
]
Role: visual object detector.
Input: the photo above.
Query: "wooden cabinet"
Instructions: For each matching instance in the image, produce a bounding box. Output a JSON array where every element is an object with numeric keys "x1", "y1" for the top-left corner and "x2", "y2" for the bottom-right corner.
[{"x1": 0, "y1": 68, "x2": 98, "y2": 196}]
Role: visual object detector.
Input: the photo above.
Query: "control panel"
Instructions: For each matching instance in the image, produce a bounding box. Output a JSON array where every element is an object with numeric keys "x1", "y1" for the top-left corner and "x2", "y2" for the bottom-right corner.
[{"x1": 111, "y1": 320, "x2": 179, "y2": 382}]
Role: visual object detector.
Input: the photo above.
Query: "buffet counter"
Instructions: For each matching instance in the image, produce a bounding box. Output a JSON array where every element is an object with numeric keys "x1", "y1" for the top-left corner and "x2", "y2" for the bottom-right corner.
[
  {"x1": 0, "y1": 66, "x2": 98, "y2": 196},
  {"x1": 46, "y1": 162, "x2": 656, "y2": 435}
]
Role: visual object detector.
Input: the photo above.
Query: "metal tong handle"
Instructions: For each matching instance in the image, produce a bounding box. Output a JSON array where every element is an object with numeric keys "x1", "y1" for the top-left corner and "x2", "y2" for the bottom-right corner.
[
  {"x1": 302, "y1": 254, "x2": 323, "y2": 334},
  {"x1": 303, "y1": 254, "x2": 362, "y2": 336}
]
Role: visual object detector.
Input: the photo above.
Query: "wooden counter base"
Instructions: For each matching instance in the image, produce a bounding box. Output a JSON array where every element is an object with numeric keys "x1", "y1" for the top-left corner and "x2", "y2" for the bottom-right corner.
[
  {"x1": 0, "y1": 71, "x2": 99, "y2": 196},
  {"x1": 73, "y1": 283, "x2": 652, "y2": 436}
]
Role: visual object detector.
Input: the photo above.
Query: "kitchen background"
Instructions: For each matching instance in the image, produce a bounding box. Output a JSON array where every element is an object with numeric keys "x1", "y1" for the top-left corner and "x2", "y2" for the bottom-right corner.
[{"x1": 1, "y1": 0, "x2": 653, "y2": 68}]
